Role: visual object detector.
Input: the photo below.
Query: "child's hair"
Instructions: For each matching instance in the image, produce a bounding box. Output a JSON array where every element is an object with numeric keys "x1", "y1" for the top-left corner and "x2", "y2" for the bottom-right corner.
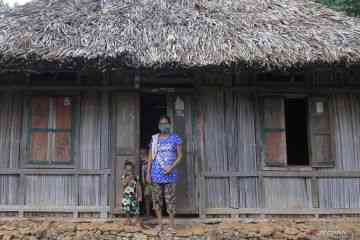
[{"x1": 124, "y1": 161, "x2": 134, "y2": 168}]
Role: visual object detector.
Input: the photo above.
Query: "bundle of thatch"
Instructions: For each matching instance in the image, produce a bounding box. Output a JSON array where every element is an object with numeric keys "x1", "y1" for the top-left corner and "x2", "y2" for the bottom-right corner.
[{"x1": 0, "y1": 0, "x2": 359, "y2": 71}]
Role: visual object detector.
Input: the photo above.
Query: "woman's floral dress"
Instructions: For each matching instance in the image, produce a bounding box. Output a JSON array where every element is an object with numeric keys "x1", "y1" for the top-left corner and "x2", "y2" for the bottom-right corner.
[{"x1": 121, "y1": 176, "x2": 140, "y2": 216}]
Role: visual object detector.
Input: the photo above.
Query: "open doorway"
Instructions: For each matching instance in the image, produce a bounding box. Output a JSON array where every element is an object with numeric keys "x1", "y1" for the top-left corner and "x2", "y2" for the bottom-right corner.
[
  {"x1": 140, "y1": 94, "x2": 167, "y2": 217},
  {"x1": 140, "y1": 94, "x2": 167, "y2": 148},
  {"x1": 285, "y1": 98, "x2": 309, "y2": 166}
]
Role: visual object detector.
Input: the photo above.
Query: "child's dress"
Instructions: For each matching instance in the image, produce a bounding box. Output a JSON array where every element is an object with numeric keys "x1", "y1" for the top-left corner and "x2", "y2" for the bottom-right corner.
[{"x1": 121, "y1": 176, "x2": 140, "y2": 216}]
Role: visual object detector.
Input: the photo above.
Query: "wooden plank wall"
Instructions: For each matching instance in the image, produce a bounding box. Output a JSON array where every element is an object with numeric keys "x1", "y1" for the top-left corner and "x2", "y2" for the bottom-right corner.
[{"x1": 201, "y1": 88, "x2": 257, "y2": 209}]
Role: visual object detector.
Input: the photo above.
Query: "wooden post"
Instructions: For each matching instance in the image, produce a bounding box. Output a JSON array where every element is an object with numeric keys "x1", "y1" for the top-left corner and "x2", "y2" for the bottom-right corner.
[
  {"x1": 253, "y1": 93, "x2": 266, "y2": 209},
  {"x1": 73, "y1": 173, "x2": 79, "y2": 218},
  {"x1": 311, "y1": 176, "x2": 320, "y2": 209},
  {"x1": 197, "y1": 102, "x2": 206, "y2": 218},
  {"x1": 199, "y1": 175, "x2": 206, "y2": 219},
  {"x1": 18, "y1": 173, "x2": 25, "y2": 218},
  {"x1": 100, "y1": 173, "x2": 108, "y2": 218}
]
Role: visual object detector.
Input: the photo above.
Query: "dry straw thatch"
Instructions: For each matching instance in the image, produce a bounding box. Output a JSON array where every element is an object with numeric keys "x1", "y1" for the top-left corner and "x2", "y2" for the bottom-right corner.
[{"x1": 0, "y1": 0, "x2": 360, "y2": 71}]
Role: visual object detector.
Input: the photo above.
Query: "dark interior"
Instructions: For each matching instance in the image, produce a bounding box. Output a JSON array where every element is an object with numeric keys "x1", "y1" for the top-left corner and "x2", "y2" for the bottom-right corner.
[
  {"x1": 285, "y1": 98, "x2": 309, "y2": 166},
  {"x1": 140, "y1": 94, "x2": 167, "y2": 148}
]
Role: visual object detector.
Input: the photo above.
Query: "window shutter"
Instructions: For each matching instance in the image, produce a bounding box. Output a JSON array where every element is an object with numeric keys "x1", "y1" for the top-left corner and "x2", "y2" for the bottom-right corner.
[
  {"x1": 54, "y1": 96, "x2": 73, "y2": 162},
  {"x1": 29, "y1": 96, "x2": 75, "y2": 163},
  {"x1": 262, "y1": 97, "x2": 287, "y2": 167},
  {"x1": 31, "y1": 96, "x2": 50, "y2": 161},
  {"x1": 309, "y1": 97, "x2": 335, "y2": 168}
]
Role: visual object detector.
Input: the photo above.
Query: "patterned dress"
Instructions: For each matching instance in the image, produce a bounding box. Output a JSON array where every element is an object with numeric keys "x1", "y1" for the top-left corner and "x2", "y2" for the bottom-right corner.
[
  {"x1": 121, "y1": 175, "x2": 140, "y2": 216},
  {"x1": 151, "y1": 134, "x2": 182, "y2": 183}
]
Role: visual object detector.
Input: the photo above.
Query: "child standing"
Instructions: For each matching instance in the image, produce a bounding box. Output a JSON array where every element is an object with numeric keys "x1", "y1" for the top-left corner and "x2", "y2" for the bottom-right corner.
[{"x1": 121, "y1": 161, "x2": 142, "y2": 226}]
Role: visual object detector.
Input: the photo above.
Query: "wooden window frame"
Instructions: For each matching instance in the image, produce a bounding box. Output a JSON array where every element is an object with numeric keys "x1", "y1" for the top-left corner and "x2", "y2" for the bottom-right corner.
[
  {"x1": 21, "y1": 94, "x2": 80, "y2": 169},
  {"x1": 260, "y1": 94, "x2": 335, "y2": 170}
]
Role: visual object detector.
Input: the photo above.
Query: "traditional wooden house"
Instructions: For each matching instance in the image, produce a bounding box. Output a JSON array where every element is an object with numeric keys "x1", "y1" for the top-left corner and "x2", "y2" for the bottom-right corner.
[{"x1": 0, "y1": 0, "x2": 359, "y2": 218}]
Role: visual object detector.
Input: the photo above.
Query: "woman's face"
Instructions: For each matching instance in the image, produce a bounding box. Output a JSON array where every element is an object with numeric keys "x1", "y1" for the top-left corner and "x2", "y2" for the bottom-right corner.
[{"x1": 158, "y1": 118, "x2": 171, "y2": 134}]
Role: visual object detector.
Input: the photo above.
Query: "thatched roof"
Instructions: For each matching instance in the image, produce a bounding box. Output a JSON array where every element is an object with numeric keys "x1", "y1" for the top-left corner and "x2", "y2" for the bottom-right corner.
[{"x1": 0, "y1": 0, "x2": 360, "y2": 71}]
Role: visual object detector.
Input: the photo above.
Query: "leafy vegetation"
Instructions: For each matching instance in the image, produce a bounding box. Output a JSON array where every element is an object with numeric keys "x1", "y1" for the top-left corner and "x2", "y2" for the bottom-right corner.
[{"x1": 318, "y1": 0, "x2": 360, "y2": 16}]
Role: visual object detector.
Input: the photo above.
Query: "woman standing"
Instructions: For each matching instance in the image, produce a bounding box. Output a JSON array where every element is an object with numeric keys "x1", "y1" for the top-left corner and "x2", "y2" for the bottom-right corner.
[{"x1": 146, "y1": 116, "x2": 183, "y2": 232}]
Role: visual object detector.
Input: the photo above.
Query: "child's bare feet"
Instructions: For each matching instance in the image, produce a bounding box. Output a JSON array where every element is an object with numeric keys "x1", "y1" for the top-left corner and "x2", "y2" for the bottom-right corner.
[{"x1": 124, "y1": 218, "x2": 131, "y2": 225}]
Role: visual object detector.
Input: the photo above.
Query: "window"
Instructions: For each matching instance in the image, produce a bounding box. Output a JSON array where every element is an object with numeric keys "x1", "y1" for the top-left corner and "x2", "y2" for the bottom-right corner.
[
  {"x1": 28, "y1": 96, "x2": 77, "y2": 164},
  {"x1": 262, "y1": 96, "x2": 334, "y2": 168}
]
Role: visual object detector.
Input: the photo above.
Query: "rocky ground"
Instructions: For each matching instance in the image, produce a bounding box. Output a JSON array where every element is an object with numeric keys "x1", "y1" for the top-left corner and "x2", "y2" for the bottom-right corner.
[{"x1": 0, "y1": 217, "x2": 359, "y2": 240}]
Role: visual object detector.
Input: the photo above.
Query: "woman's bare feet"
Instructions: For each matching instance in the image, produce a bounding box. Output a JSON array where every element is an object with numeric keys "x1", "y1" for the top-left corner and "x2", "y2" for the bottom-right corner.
[{"x1": 154, "y1": 224, "x2": 163, "y2": 233}]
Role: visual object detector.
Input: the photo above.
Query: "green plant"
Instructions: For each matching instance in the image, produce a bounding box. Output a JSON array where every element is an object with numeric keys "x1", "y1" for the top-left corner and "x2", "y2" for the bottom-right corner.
[{"x1": 318, "y1": 0, "x2": 360, "y2": 16}]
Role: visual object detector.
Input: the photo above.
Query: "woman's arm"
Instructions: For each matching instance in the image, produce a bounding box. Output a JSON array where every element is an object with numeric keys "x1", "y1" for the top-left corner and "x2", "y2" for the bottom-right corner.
[
  {"x1": 136, "y1": 179, "x2": 143, "y2": 201},
  {"x1": 165, "y1": 144, "x2": 183, "y2": 175},
  {"x1": 172, "y1": 144, "x2": 183, "y2": 168},
  {"x1": 174, "y1": 144, "x2": 183, "y2": 167}
]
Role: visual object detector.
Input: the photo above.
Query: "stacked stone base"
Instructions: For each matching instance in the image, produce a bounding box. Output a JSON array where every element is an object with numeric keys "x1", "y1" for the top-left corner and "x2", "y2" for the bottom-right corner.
[{"x1": 0, "y1": 218, "x2": 358, "y2": 240}]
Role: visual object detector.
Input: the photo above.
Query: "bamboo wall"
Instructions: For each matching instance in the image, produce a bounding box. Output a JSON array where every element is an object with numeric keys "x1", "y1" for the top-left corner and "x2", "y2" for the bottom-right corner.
[
  {"x1": 317, "y1": 94, "x2": 360, "y2": 208},
  {"x1": 200, "y1": 89, "x2": 360, "y2": 212},
  {"x1": 201, "y1": 89, "x2": 257, "y2": 209}
]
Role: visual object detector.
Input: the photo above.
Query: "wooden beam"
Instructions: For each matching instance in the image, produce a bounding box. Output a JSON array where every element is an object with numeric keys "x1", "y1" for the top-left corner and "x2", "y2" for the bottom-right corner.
[
  {"x1": 0, "y1": 85, "x2": 196, "y2": 93},
  {"x1": 203, "y1": 172, "x2": 258, "y2": 177},
  {"x1": 231, "y1": 86, "x2": 360, "y2": 94},
  {"x1": 0, "y1": 169, "x2": 111, "y2": 175},
  {"x1": 203, "y1": 170, "x2": 360, "y2": 178},
  {"x1": 0, "y1": 205, "x2": 110, "y2": 212},
  {"x1": 205, "y1": 208, "x2": 360, "y2": 215}
]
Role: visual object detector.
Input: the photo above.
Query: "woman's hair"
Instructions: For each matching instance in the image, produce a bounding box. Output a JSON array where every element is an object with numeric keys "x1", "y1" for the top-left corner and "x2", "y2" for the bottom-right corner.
[{"x1": 159, "y1": 115, "x2": 171, "y2": 124}]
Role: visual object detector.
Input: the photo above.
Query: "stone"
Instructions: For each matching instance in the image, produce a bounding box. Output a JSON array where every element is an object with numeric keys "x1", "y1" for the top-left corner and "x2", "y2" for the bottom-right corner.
[
  {"x1": 77, "y1": 223, "x2": 96, "y2": 232},
  {"x1": 2, "y1": 234, "x2": 14, "y2": 240},
  {"x1": 133, "y1": 233, "x2": 147, "y2": 240},
  {"x1": 56, "y1": 223, "x2": 77, "y2": 233},
  {"x1": 259, "y1": 225, "x2": 274, "y2": 237},
  {"x1": 175, "y1": 228, "x2": 192, "y2": 237},
  {"x1": 284, "y1": 227, "x2": 300, "y2": 236},
  {"x1": 123, "y1": 225, "x2": 141, "y2": 233},
  {"x1": 142, "y1": 229, "x2": 159, "y2": 237},
  {"x1": 99, "y1": 223, "x2": 123, "y2": 232},
  {"x1": 191, "y1": 226, "x2": 207, "y2": 236}
]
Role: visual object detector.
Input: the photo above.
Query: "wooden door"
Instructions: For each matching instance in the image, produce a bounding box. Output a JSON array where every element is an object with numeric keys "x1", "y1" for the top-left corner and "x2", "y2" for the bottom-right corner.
[
  {"x1": 167, "y1": 94, "x2": 198, "y2": 214},
  {"x1": 262, "y1": 96, "x2": 287, "y2": 167},
  {"x1": 111, "y1": 93, "x2": 140, "y2": 213}
]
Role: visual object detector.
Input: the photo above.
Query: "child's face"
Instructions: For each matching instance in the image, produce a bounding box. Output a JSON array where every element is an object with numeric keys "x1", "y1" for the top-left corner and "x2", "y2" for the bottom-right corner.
[
  {"x1": 125, "y1": 165, "x2": 134, "y2": 175},
  {"x1": 140, "y1": 149, "x2": 148, "y2": 160}
]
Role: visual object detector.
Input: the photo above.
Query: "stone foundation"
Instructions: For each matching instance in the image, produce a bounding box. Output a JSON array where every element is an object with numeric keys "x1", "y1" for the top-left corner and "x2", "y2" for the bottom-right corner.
[{"x1": 0, "y1": 218, "x2": 358, "y2": 240}]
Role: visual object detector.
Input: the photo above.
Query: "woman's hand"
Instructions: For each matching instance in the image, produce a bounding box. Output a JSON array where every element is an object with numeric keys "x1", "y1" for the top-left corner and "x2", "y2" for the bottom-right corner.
[
  {"x1": 164, "y1": 165, "x2": 174, "y2": 175},
  {"x1": 146, "y1": 174, "x2": 152, "y2": 184}
]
